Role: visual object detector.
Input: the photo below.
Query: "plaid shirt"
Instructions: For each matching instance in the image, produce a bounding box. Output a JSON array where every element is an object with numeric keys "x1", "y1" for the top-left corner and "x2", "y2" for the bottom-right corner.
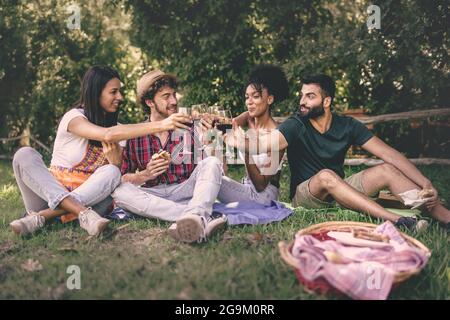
[{"x1": 121, "y1": 125, "x2": 205, "y2": 187}]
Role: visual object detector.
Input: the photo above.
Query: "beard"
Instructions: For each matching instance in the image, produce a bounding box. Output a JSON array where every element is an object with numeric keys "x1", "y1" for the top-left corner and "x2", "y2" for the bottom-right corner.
[
  {"x1": 152, "y1": 101, "x2": 177, "y2": 119},
  {"x1": 299, "y1": 103, "x2": 325, "y2": 119}
]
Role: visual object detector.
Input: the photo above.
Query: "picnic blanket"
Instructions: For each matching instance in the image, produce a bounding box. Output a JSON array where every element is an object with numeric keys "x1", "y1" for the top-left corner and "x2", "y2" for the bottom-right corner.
[{"x1": 212, "y1": 200, "x2": 293, "y2": 225}]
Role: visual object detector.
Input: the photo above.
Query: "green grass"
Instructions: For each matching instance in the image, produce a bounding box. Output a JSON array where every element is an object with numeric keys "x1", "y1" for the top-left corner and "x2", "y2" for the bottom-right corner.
[{"x1": 0, "y1": 160, "x2": 448, "y2": 299}]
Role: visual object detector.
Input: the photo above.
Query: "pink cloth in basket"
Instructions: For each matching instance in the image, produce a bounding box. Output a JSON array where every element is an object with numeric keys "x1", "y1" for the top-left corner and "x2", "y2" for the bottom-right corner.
[{"x1": 291, "y1": 221, "x2": 430, "y2": 300}]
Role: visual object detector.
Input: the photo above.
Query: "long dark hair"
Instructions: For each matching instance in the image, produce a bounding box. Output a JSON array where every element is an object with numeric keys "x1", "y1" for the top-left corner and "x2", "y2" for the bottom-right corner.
[{"x1": 74, "y1": 65, "x2": 121, "y2": 147}]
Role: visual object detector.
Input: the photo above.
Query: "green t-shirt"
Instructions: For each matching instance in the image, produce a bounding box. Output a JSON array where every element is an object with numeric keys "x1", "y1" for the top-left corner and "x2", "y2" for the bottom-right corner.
[{"x1": 278, "y1": 113, "x2": 374, "y2": 199}]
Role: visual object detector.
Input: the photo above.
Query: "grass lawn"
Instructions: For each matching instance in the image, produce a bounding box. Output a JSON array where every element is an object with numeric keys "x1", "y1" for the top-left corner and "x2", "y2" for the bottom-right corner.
[{"x1": 0, "y1": 160, "x2": 448, "y2": 299}]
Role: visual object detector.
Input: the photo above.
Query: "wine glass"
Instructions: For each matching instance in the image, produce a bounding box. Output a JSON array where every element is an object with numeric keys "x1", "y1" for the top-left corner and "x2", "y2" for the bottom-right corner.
[
  {"x1": 208, "y1": 105, "x2": 222, "y2": 127},
  {"x1": 208, "y1": 105, "x2": 224, "y2": 115},
  {"x1": 192, "y1": 104, "x2": 207, "y2": 130},
  {"x1": 212, "y1": 109, "x2": 234, "y2": 161},
  {"x1": 215, "y1": 109, "x2": 233, "y2": 134},
  {"x1": 177, "y1": 106, "x2": 193, "y2": 128},
  {"x1": 191, "y1": 103, "x2": 208, "y2": 120},
  {"x1": 178, "y1": 106, "x2": 191, "y2": 116}
]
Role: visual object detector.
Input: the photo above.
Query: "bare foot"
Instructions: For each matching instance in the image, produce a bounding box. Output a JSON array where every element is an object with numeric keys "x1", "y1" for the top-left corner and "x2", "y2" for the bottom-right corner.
[{"x1": 427, "y1": 204, "x2": 450, "y2": 224}]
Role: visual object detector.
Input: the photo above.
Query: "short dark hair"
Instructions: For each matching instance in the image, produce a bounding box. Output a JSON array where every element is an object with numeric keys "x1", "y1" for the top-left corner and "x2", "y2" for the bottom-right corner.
[
  {"x1": 76, "y1": 65, "x2": 121, "y2": 147},
  {"x1": 245, "y1": 64, "x2": 289, "y2": 105},
  {"x1": 301, "y1": 74, "x2": 336, "y2": 103},
  {"x1": 141, "y1": 75, "x2": 178, "y2": 108}
]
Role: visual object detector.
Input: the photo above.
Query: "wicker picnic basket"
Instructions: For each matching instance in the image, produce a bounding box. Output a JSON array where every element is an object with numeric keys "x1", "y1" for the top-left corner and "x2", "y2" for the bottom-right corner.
[{"x1": 278, "y1": 221, "x2": 431, "y2": 295}]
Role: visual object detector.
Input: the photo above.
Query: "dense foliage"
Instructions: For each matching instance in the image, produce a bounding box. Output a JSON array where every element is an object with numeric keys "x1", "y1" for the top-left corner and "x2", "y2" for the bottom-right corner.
[
  {"x1": 0, "y1": 0, "x2": 147, "y2": 156},
  {"x1": 125, "y1": 0, "x2": 449, "y2": 114},
  {"x1": 1, "y1": 0, "x2": 448, "y2": 157}
]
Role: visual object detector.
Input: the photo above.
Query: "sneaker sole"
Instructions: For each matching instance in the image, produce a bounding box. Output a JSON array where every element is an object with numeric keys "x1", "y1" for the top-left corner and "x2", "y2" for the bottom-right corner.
[
  {"x1": 90, "y1": 219, "x2": 110, "y2": 236},
  {"x1": 176, "y1": 216, "x2": 203, "y2": 243},
  {"x1": 206, "y1": 218, "x2": 227, "y2": 237},
  {"x1": 168, "y1": 225, "x2": 180, "y2": 241}
]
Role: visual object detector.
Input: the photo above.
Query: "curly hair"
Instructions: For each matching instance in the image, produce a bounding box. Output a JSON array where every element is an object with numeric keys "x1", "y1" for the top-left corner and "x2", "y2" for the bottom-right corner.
[
  {"x1": 141, "y1": 75, "x2": 178, "y2": 108},
  {"x1": 245, "y1": 64, "x2": 289, "y2": 104}
]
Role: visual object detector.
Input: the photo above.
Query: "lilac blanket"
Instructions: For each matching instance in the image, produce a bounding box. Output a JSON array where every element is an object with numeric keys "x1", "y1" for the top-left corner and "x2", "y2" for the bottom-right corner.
[{"x1": 212, "y1": 200, "x2": 293, "y2": 225}]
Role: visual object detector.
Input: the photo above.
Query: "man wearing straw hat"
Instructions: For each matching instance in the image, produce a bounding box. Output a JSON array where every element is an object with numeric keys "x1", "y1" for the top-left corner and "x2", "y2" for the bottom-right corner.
[
  {"x1": 228, "y1": 74, "x2": 449, "y2": 230},
  {"x1": 112, "y1": 69, "x2": 227, "y2": 243}
]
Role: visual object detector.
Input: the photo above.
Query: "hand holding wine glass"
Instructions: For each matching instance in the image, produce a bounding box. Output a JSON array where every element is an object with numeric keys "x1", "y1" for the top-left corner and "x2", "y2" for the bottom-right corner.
[
  {"x1": 215, "y1": 109, "x2": 233, "y2": 134},
  {"x1": 177, "y1": 107, "x2": 193, "y2": 127}
]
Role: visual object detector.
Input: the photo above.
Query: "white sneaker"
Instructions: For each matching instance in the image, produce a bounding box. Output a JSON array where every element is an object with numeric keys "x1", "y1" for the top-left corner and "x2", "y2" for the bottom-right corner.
[
  {"x1": 173, "y1": 212, "x2": 227, "y2": 243},
  {"x1": 10, "y1": 213, "x2": 45, "y2": 236},
  {"x1": 78, "y1": 208, "x2": 110, "y2": 236},
  {"x1": 167, "y1": 223, "x2": 180, "y2": 241},
  {"x1": 415, "y1": 219, "x2": 429, "y2": 233},
  {"x1": 205, "y1": 213, "x2": 227, "y2": 238},
  {"x1": 175, "y1": 214, "x2": 205, "y2": 243}
]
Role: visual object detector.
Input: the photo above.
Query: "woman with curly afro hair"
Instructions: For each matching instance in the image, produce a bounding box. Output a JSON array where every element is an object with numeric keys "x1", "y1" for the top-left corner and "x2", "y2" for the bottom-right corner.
[{"x1": 218, "y1": 64, "x2": 289, "y2": 205}]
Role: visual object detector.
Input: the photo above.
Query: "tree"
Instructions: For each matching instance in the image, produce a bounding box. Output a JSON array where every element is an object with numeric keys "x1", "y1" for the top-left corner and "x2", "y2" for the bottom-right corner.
[
  {"x1": 1, "y1": 0, "x2": 447, "y2": 158},
  {"x1": 124, "y1": 0, "x2": 449, "y2": 157},
  {"x1": 124, "y1": 0, "x2": 449, "y2": 115},
  {"x1": 123, "y1": 0, "x2": 328, "y2": 115},
  {"x1": 0, "y1": 0, "x2": 148, "y2": 157}
]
